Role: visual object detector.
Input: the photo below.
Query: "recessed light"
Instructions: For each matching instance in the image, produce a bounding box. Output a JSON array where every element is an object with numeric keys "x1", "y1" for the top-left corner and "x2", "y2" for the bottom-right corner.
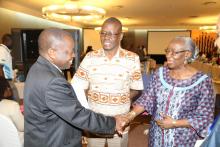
[
  {"x1": 189, "y1": 16, "x2": 198, "y2": 18},
  {"x1": 202, "y1": 1, "x2": 217, "y2": 5},
  {"x1": 112, "y1": 5, "x2": 124, "y2": 9}
]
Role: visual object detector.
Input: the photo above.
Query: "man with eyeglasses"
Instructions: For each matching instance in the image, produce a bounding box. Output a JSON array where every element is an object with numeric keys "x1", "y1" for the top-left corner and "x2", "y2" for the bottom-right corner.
[{"x1": 72, "y1": 17, "x2": 144, "y2": 147}]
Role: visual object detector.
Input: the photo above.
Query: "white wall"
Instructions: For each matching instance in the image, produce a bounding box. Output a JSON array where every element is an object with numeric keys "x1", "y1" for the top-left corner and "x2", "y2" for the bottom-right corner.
[
  {"x1": 148, "y1": 31, "x2": 191, "y2": 54},
  {"x1": 0, "y1": 8, "x2": 81, "y2": 40},
  {"x1": 83, "y1": 29, "x2": 101, "y2": 52},
  {"x1": 134, "y1": 30, "x2": 147, "y2": 48}
]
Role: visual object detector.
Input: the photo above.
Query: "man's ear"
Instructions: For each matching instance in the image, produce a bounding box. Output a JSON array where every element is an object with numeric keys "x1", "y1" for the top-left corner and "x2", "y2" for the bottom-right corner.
[
  {"x1": 48, "y1": 48, "x2": 56, "y2": 60},
  {"x1": 120, "y1": 33, "x2": 124, "y2": 41}
]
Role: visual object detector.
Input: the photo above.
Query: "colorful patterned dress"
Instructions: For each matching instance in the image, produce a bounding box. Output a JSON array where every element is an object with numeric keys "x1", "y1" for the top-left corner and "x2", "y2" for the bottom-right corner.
[{"x1": 135, "y1": 67, "x2": 215, "y2": 147}]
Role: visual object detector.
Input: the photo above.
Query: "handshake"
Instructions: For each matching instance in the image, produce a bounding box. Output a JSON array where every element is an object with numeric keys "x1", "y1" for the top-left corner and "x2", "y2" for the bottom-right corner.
[{"x1": 114, "y1": 111, "x2": 137, "y2": 134}]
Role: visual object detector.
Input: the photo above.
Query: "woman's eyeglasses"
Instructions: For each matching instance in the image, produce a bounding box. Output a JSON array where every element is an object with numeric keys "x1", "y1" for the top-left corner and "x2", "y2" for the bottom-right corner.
[{"x1": 164, "y1": 48, "x2": 188, "y2": 56}]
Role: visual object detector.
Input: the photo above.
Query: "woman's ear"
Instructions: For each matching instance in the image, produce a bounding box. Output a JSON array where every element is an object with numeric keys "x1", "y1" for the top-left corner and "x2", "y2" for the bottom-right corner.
[{"x1": 185, "y1": 51, "x2": 192, "y2": 59}]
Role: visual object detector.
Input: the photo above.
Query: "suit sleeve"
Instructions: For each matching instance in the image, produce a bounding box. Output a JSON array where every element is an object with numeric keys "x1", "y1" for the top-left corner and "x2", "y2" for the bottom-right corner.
[{"x1": 45, "y1": 77, "x2": 116, "y2": 134}]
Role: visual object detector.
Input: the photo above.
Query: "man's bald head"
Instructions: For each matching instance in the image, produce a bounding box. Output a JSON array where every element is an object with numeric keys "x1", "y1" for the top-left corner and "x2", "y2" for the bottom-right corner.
[
  {"x1": 102, "y1": 17, "x2": 122, "y2": 32},
  {"x1": 38, "y1": 28, "x2": 73, "y2": 55},
  {"x1": 2, "y1": 34, "x2": 12, "y2": 49}
]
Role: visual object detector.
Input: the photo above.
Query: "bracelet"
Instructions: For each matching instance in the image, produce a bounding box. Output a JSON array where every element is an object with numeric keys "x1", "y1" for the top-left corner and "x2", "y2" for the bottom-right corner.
[{"x1": 172, "y1": 120, "x2": 177, "y2": 127}]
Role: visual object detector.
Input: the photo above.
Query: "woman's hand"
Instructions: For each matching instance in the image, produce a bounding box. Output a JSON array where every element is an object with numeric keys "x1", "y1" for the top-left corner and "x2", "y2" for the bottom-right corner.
[{"x1": 155, "y1": 112, "x2": 177, "y2": 129}]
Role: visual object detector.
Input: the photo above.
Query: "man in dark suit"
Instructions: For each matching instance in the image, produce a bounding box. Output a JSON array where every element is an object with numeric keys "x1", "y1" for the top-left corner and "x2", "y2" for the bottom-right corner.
[{"x1": 24, "y1": 28, "x2": 127, "y2": 147}]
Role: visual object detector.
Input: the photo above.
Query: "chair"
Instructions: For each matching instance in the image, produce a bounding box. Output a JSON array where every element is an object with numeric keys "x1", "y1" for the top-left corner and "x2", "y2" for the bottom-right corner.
[{"x1": 0, "y1": 114, "x2": 22, "y2": 147}]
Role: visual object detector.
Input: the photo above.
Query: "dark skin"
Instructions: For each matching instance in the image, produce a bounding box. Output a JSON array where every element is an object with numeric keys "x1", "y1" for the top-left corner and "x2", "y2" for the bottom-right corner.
[
  {"x1": 156, "y1": 40, "x2": 196, "y2": 128},
  {"x1": 3, "y1": 36, "x2": 13, "y2": 49},
  {"x1": 3, "y1": 86, "x2": 13, "y2": 98},
  {"x1": 0, "y1": 65, "x2": 4, "y2": 77},
  {"x1": 124, "y1": 39, "x2": 197, "y2": 129},
  {"x1": 98, "y1": 19, "x2": 142, "y2": 100},
  {"x1": 38, "y1": 28, "x2": 129, "y2": 134},
  {"x1": 38, "y1": 29, "x2": 75, "y2": 70}
]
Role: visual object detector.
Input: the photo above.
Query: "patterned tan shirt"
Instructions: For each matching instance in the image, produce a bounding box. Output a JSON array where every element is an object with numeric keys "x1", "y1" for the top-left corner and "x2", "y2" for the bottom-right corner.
[{"x1": 72, "y1": 48, "x2": 143, "y2": 116}]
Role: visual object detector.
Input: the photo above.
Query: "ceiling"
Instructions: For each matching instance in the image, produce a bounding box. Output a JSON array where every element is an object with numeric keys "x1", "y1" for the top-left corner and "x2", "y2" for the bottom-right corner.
[{"x1": 1, "y1": 0, "x2": 220, "y2": 29}]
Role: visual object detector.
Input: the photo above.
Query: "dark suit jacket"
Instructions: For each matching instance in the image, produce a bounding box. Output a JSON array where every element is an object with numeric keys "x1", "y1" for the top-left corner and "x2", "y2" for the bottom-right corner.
[
  {"x1": 24, "y1": 56, "x2": 115, "y2": 147},
  {"x1": 201, "y1": 115, "x2": 220, "y2": 147}
]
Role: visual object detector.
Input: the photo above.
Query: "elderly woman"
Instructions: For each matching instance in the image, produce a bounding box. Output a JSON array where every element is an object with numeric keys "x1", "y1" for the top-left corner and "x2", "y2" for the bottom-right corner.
[{"x1": 125, "y1": 37, "x2": 215, "y2": 147}]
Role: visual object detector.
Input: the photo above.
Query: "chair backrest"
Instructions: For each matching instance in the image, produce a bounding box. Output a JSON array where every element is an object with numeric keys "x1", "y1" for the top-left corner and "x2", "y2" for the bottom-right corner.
[{"x1": 0, "y1": 114, "x2": 21, "y2": 147}]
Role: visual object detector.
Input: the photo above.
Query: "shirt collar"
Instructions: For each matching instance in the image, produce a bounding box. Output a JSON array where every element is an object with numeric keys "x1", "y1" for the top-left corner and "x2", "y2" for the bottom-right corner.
[
  {"x1": 51, "y1": 62, "x2": 63, "y2": 73},
  {"x1": 101, "y1": 47, "x2": 122, "y2": 58}
]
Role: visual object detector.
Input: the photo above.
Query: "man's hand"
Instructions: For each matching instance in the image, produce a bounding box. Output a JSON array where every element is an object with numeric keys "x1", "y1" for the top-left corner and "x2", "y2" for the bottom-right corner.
[{"x1": 114, "y1": 115, "x2": 130, "y2": 135}]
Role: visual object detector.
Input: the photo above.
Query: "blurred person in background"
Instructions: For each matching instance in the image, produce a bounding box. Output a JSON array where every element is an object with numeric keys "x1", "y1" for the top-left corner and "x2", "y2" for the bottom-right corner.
[
  {"x1": 0, "y1": 76, "x2": 24, "y2": 145},
  {"x1": 0, "y1": 34, "x2": 19, "y2": 101},
  {"x1": 0, "y1": 34, "x2": 13, "y2": 80}
]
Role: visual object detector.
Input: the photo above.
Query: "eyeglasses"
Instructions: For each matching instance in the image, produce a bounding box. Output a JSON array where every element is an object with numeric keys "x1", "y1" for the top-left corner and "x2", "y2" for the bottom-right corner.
[
  {"x1": 164, "y1": 48, "x2": 188, "y2": 56},
  {"x1": 99, "y1": 31, "x2": 121, "y2": 38}
]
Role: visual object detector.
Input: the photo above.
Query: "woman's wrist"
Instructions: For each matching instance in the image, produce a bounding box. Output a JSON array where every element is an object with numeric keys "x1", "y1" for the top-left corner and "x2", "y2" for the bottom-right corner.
[{"x1": 172, "y1": 119, "x2": 177, "y2": 128}]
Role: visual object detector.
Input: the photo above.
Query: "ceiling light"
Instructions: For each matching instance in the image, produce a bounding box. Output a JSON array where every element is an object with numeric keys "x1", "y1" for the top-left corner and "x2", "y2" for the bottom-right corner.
[
  {"x1": 42, "y1": 1, "x2": 106, "y2": 22},
  {"x1": 199, "y1": 25, "x2": 216, "y2": 32},
  {"x1": 94, "y1": 27, "x2": 128, "y2": 32},
  {"x1": 202, "y1": 1, "x2": 217, "y2": 5},
  {"x1": 189, "y1": 15, "x2": 198, "y2": 18}
]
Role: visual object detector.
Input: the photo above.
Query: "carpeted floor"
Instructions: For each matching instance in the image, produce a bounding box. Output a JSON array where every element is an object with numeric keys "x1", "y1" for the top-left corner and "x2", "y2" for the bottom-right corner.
[
  {"x1": 83, "y1": 115, "x2": 151, "y2": 147},
  {"x1": 128, "y1": 115, "x2": 150, "y2": 147},
  {"x1": 128, "y1": 123, "x2": 149, "y2": 147}
]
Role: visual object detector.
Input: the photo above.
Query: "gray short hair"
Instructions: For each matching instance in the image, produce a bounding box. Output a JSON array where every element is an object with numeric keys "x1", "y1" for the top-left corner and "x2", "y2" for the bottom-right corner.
[{"x1": 172, "y1": 36, "x2": 199, "y2": 63}]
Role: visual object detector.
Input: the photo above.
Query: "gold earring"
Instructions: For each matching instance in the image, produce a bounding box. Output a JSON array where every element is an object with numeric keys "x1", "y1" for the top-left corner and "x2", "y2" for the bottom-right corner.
[{"x1": 184, "y1": 57, "x2": 188, "y2": 64}]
